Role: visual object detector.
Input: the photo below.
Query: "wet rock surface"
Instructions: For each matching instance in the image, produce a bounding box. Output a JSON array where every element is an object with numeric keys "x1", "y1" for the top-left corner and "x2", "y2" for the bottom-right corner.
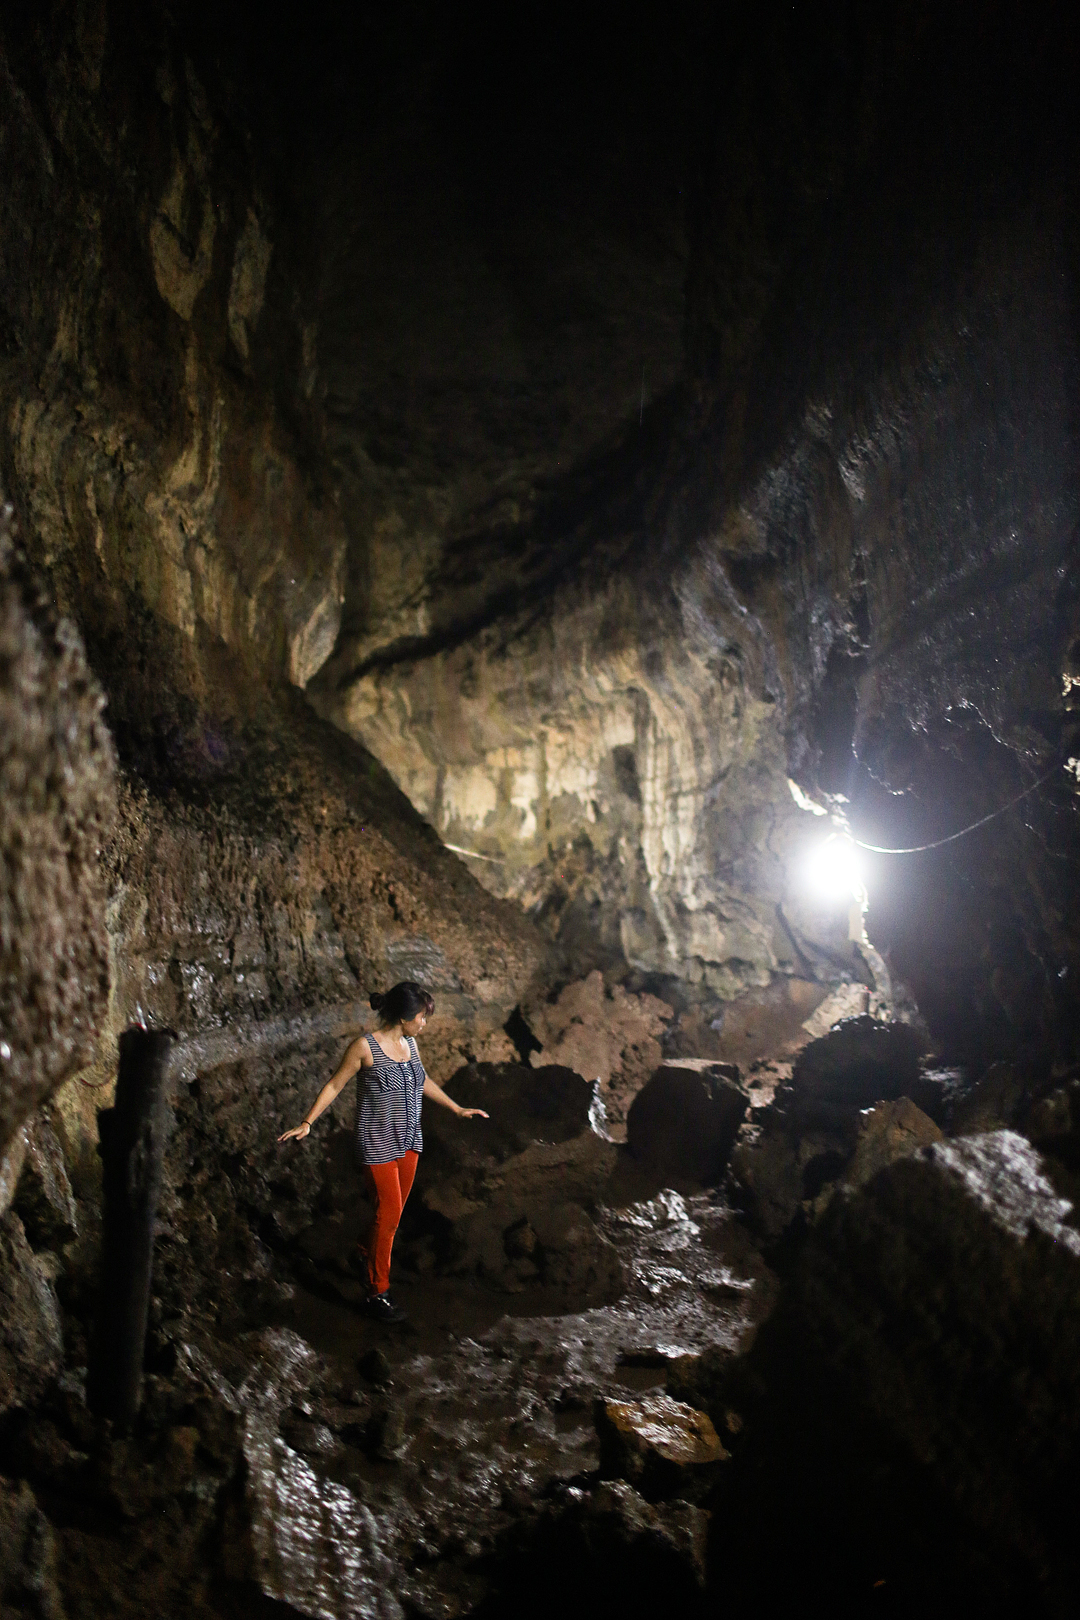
[
  {"x1": 0, "y1": 1174, "x2": 767, "y2": 1619},
  {"x1": 0, "y1": 1026, "x2": 785, "y2": 1620},
  {"x1": 261, "y1": 1186, "x2": 764, "y2": 1618},
  {"x1": 594, "y1": 1393, "x2": 727, "y2": 1502},
  {"x1": 5, "y1": 1017, "x2": 1080, "y2": 1618}
]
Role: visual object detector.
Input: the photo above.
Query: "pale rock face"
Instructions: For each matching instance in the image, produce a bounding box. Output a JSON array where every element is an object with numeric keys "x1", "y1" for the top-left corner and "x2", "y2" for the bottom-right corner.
[
  {"x1": 318, "y1": 547, "x2": 854, "y2": 996},
  {"x1": 150, "y1": 157, "x2": 217, "y2": 323},
  {"x1": 11, "y1": 312, "x2": 347, "y2": 698},
  {"x1": 149, "y1": 65, "x2": 220, "y2": 324}
]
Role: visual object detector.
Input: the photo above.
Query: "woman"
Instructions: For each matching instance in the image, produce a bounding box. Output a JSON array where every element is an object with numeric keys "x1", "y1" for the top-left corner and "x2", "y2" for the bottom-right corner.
[{"x1": 278, "y1": 980, "x2": 488, "y2": 1322}]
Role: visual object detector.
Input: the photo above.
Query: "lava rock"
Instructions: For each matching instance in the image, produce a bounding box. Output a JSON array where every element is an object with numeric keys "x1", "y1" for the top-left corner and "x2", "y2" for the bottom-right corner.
[
  {"x1": 487, "y1": 1478, "x2": 710, "y2": 1617},
  {"x1": 665, "y1": 1347, "x2": 747, "y2": 1441},
  {"x1": 359, "y1": 1347, "x2": 393, "y2": 1387},
  {"x1": 728, "y1": 1121, "x2": 807, "y2": 1239},
  {"x1": 626, "y1": 1062, "x2": 747, "y2": 1184},
  {"x1": 721, "y1": 1130, "x2": 1080, "y2": 1612},
  {"x1": 1025, "y1": 1078, "x2": 1080, "y2": 1166},
  {"x1": 412, "y1": 1062, "x2": 621, "y2": 1296},
  {"x1": 446, "y1": 1199, "x2": 624, "y2": 1299},
  {"x1": 731, "y1": 1022, "x2": 938, "y2": 1239},
  {"x1": 13, "y1": 1114, "x2": 77, "y2": 1251},
  {"x1": 840, "y1": 1096, "x2": 943, "y2": 1191},
  {"x1": 594, "y1": 1393, "x2": 728, "y2": 1501},
  {"x1": 365, "y1": 1401, "x2": 407, "y2": 1461},
  {"x1": 524, "y1": 972, "x2": 675, "y2": 1133},
  {"x1": 0, "y1": 495, "x2": 116, "y2": 1156},
  {"x1": 0, "y1": 1214, "x2": 63, "y2": 1415},
  {"x1": 0, "y1": 1475, "x2": 65, "y2": 1620},
  {"x1": 528, "y1": 1203, "x2": 624, "y2": 1295},
  {"x1": 578, "y1": 1481, "x2": 709, "y2": 1590},
  {"x1": 280, "y1": 1413, "x2": 343, "y2": 1461},
  {"x1": 904, "y1": 1065, "x2": 970, "y2": 1125},
  {"x1": 791, "y1": 1016, "x2": 921, "y2": 1123},
  {"x1": 950, "y1": 1059, "x2": 1038, "y2": 1136},
  {"x1": 421, "y1": 1062, "x2": 599, "y2": 1169},
  {"x1": 0, "y1": 1134, "x2": 28, "y2": 1221}
]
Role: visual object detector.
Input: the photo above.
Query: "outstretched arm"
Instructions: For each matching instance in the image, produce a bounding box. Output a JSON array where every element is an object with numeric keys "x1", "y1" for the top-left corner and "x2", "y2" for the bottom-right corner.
[
  {"x1": 278, "y1": 1037, "x2": 371, "y2": 1142},
  {"x1": 422, "y1": 1076, "x2": 488, "y2": 1119}
]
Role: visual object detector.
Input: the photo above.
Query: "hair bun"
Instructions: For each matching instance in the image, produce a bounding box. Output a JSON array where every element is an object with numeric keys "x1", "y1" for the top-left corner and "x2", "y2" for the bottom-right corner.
[{"x1": 369, "y1": 990, "x2": 386, "y2": 1011}]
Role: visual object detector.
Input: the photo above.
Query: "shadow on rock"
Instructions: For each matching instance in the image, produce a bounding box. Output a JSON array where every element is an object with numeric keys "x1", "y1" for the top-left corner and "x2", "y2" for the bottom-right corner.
[
  {"x1": 626, "y1": 1061, "x2": 746, "y2": 1187},
  {"x1": 709, "y1": 1129, "x2": 1080, "y2": 1618}
]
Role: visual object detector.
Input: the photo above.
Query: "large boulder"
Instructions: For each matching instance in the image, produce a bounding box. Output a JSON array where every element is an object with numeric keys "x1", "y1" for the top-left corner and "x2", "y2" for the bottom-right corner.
[
  {"x1": 950, "y1": 1059, "x2": 1041, "y2": 1136},
  {"x1": 487, "y1": 1479, "x2": 710, "y2": 1618},
  {"x1": 400, "y1": 1063, "x2": 623, "y2": 1298},
  {"x1": 790, "y1": 1016, "x2": 921, "y2": 1125},
  {"x1": 837, "y1": 1096, "x2": 943, "y2": 1192},
  {"x1": 731, "y1": 1019, "x2": 940, "y2": 1239},
  {"x1": 524, "y1": 974, "x2": 674, "y2": 1135},
  {"x1": 715, "y1": 1131, "x2": 1080, "y2": 1613},
  {"x1": 626, "y1": 1062, "x2": 747, "y2": 1185},
  {"x1": 420, "y1": 1062, "x2": 599, "y2": 1169}
]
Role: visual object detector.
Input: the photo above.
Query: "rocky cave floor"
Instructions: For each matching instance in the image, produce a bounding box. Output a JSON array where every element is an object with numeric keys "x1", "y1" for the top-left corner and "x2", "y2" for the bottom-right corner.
[{"x1": 6, "y1": 1003, "x2": 1080, "y2": 1620}]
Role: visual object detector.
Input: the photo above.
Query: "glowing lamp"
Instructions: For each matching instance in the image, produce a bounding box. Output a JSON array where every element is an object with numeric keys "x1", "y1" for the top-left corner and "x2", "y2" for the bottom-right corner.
[{"x1": 806, "y1": 832, "x2": 865, "y2": 902}]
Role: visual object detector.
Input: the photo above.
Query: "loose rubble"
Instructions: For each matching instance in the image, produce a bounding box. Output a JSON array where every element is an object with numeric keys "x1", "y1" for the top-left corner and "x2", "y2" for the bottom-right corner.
[{"x1": 594, "y1": 1393, "x2": 728, "y2": 1501}]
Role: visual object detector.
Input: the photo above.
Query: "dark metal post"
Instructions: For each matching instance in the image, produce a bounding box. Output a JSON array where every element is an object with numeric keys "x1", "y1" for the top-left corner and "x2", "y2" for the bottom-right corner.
[{"x1": 88, "y1": 1027, "x2": 176, "y2": 1428}]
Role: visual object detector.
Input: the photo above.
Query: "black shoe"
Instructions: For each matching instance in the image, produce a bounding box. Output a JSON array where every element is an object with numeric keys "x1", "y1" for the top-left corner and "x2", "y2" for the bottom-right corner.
[{"x1": 365, "y1": 1290, "x2": 408, "y2": 1323}]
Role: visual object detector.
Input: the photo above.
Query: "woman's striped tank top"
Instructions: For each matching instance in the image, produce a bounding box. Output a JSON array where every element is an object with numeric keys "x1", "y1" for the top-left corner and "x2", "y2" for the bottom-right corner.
[{"x1": 355, "y1": 1032, "x2": 426, "y2": 1165}]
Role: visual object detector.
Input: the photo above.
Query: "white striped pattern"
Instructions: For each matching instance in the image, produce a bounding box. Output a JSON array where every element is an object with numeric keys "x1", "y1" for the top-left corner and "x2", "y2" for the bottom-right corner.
[{"x1": 355, "y1": 1033, "x2": 425, "y2": 1165}]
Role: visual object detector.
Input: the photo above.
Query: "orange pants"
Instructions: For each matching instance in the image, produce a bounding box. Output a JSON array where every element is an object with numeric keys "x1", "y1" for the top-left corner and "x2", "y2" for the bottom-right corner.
[{"x1": 361, "y1": 1151, "x2": 419, "y2": 1294}]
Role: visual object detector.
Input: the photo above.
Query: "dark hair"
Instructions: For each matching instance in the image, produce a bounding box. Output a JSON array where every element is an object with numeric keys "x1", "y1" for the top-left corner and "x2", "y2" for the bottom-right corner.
[{"x1": 369, "y1": 980, "x2": 435, "y2": 1026}]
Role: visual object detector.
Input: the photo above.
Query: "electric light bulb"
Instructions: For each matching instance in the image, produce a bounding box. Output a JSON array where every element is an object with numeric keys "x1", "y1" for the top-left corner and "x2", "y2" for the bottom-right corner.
[{"x1": 806, "y1": 833, "x2": 864, "y2": 901}]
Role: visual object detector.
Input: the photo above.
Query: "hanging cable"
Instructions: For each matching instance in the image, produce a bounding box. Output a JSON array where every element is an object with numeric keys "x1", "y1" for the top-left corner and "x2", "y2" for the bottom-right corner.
[
  {"x1": 852, "y1": 761, "x2": 1064, "y2": 855},
  {"x1": 443, "y1": 842, "x2": 504, "y2": 863}
]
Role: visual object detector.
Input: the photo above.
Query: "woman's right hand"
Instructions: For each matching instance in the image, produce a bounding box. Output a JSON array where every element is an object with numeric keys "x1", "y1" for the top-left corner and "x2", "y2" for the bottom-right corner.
[{"x1": 277, "y1": 1121, "x2": 311, "y2": 1143}]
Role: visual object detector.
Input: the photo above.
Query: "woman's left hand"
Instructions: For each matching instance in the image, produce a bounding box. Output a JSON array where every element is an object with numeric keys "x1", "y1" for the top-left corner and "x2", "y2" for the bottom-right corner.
[{"x1": 456, "y1": 1107, "x2": 489, "y2": 1119}]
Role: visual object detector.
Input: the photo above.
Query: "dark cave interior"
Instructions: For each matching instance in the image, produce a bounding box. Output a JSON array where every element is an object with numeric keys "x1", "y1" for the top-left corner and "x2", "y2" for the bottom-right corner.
[{"x1": 2, "y1": 2, "x2": 1080, "y2": 1616}]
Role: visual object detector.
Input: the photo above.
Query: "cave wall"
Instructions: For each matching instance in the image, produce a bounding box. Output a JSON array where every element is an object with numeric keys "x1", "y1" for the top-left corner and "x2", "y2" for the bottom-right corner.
[
  {"x1": 306, "y1": 1, "x2": 1080, "y2": 1061},
  {"x1": 296, "y1": 3, "x2": 875, "y2": 1002},
  {"x1": 0, "y1": 1, "x2": 554, "y2": 1183},
  {"x1": 695, "y1": 4, "x2": 1080, "y2": 1063},
  {"x1": 0, "y1": 0, "x2": 346, "y2": 690},
  {"x1": 0, "y1": 498, "x2": 115, "y2": 1154}
]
